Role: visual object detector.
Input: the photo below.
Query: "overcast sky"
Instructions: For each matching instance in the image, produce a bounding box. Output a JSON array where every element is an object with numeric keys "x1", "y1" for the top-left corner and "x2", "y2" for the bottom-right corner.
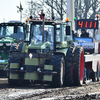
[{"x1": 0, "y1": 0, "x2": 27, "y2": 23}]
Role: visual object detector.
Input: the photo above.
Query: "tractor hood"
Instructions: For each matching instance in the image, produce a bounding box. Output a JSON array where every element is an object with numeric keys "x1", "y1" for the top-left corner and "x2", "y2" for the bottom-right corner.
[
  {"x1": 28, "y1": 42, "x2": 50, "y2": 49},
  {"x1": 28, "y1": 42, "x2": 50, "y2": 53},
  {"x1": 0, "y1": 37, "x2": 15, "y2": 43}
]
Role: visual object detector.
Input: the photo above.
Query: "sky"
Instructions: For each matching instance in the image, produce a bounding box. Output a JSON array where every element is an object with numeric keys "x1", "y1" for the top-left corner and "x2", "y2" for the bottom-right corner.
[{"x1": 0, "y1": 0, "x2": 27, "y2": 23}]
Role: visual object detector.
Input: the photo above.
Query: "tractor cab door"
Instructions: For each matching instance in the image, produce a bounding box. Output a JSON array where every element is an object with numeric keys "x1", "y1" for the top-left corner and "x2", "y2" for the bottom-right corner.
[
  {"x1": 55, "y1": 22, "x2": 73, "y2": 54},
  {"x1": 56, "y1": 22, "x2": 73, "y2": 48}
]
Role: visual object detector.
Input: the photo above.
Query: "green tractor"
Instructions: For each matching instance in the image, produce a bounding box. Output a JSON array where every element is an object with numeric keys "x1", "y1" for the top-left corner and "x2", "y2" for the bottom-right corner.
[
  {"x1": 0, "y1": 21, "x2": 29, "y2": 77},
  {"x1": 8, "y1": 19, "x2": 84, "y2": 87}
]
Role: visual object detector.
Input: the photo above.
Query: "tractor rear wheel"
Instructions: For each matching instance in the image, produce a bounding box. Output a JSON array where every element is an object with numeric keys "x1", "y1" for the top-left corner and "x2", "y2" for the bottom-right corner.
[
  {"x1": 50, "y1": 55, "x2": 65, "y2": 87},
  {"x1": 73, "y1": 45, "x2": 84, "y2": 86},
  {"x1": 64, "y1": 45, "x2": 75, "y2": 86}
]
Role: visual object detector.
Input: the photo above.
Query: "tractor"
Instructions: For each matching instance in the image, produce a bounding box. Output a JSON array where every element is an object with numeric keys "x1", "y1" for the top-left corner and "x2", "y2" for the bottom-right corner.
[
  {"x1": 0, "y1": 21, "x2": 29, "y2": 77},
  {"x1": 7, "y1": 18, "x2": 85, "y2": 87}
]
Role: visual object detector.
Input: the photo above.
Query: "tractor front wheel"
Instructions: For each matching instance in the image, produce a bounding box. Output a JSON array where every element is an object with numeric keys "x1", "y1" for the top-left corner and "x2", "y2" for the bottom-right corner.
[{"x1": 50, "y1": 55, "x2": 65, "y2": 87}]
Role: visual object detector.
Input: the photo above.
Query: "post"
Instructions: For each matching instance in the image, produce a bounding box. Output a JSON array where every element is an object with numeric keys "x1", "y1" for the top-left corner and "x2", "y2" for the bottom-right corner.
[
  {"x1": 61, "y1": 0, "x2": 63, "y2": 20},
  {"x1": 20, "y1": 11, "x2": 22, "y2": 22},
  {"x1": 42, "y1": 14, "x2": 45, "y2": 43},
  {"x1": 67, "y1": 0, "x2": 75, "y2": 30},
  {"x1": 51, "y1": 0, "x2": 54, "y2": 19}
]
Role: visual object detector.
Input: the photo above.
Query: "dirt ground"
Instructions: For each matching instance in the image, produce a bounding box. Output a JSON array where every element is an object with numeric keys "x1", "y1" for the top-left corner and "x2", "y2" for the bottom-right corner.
[{"x1": 0, "y1": 78, "x2": 100, "y2": 100}]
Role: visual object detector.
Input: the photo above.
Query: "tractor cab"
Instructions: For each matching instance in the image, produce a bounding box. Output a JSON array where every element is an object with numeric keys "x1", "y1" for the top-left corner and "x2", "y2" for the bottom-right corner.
[
  {"x1": 73, "y1": 19, "x2": 99, "y2": 54},
  {"x1": 28, "y1": 19, "x2": 73, "y2": 54},
  {"x1": 0, "y1": 21, "x2": 28, "y2": 42}
]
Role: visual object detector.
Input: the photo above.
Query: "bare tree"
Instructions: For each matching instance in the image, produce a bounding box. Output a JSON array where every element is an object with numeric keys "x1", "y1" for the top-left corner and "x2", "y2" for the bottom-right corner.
[
  {"x1": 23, "y1": 0, "x2": 44, "y2": 19},
  {"x1": 23, "y1": 0, "x2": 100, "y2": 21},
  {"x1": 75, "y1": 0, "x2": 100, "y2": 19},
  {"x1": 23, "y1": 0, "x2": 67, "y2": 20}
]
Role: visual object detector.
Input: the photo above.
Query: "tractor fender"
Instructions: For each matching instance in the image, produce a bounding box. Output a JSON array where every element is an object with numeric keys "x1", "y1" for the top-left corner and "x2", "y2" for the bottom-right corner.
[{"x1": 54, "y1": 52, "x2": 65, "y2": 59}]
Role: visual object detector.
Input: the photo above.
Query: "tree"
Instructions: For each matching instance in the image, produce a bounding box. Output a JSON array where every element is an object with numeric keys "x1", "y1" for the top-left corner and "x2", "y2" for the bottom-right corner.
[
  {"x1": 23, "y1": 0, "x2": 100, "y2": 21},
  {"x1": 23, "y1": 0, "x2": 67, "y2": 20},
  {"x1": 75, "y1": 0, "x2": 100, "y2": 19}
]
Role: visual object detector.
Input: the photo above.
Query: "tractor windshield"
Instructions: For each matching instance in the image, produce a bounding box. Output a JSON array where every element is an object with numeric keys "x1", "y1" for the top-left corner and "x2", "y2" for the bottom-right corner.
[
  {"x1": 31, "y1": 24, "x2": 54, "y2": 44},
  {"x1": 0, "y1": 24, "x2": 25, "y2": 41}
]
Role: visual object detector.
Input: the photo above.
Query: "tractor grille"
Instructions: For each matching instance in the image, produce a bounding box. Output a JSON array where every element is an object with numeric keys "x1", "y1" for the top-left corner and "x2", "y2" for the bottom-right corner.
[
  {"x1": 25, "y1": 65, "x2": 37, "y2": 72},
  {"x1": 0, "y1": 43, "x2": 10, "y2": 53},
  {"x1": 28, "y1": 49, "x2": 41, "y2": 53},
  {"x1": 0, "y1": 43, "x2": 10, "y2": 59}
]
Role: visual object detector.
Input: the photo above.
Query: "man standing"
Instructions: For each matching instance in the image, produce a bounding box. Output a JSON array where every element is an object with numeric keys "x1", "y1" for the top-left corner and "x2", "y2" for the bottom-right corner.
[{"x1": 81, "y1": 29, "x2": 89, "y2": 38}]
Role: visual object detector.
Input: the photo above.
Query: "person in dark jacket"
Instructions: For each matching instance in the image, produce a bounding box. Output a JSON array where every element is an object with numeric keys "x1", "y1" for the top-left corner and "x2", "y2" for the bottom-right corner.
[{"x1": 81, "y1": 29, "x2": 89, "y2": 38}]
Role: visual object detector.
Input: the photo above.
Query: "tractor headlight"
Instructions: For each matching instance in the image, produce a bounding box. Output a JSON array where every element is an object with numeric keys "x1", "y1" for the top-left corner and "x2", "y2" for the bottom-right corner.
[
  {"x1": 0, "y1": 43, "x2": 3, "y2": 46},
  {"x1": 20, "y1": 67, "x2": 24, "y2": 70},
  {"x1": 6, "y1": 43, "x2": 11, "y2": 46}
]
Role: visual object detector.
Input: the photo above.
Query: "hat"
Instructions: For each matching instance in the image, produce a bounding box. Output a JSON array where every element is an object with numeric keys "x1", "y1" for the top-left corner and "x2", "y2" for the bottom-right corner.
[{"x1": 81, "y1": 29, "x2": 85, "y2": 31}]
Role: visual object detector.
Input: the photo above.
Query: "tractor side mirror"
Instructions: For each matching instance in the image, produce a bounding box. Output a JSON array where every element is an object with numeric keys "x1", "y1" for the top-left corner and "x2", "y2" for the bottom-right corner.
[
  {"x1": 66, "y1": 26, "x2": 70, "y2": 35},
  {"x1": 25, "y1": 24, "x2": 30, "y2": 41}
]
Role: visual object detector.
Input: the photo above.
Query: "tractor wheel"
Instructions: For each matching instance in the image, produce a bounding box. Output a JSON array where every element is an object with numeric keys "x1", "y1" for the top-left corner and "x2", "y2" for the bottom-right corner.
[
  {"x1": 8, "y1": 57, "x2": 22, "y2": 86},
  {"x1": 50, "y1": 55, "x2": 65, "y2": 87},
  {"x1": 73, "y1": 45, "x2": 84, "y2": 86},
  {"x1": 9, "y1": 42, "x2": 27, "y2": 86},
  {"x1": 64, "y1": 45, "x2": 75, "y2": 86},
  {"x1": 8, "y1": 46, "x2": 22, "y2": 86},
  {"x1": 8, "y1": 79, "x2": 22, "y2": 86}
]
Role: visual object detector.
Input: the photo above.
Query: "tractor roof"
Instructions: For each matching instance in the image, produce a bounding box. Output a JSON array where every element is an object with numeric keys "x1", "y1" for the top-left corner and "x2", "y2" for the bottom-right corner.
[
  {"x1": 29, "y1": 19, "x2": 69, "y2": 25},
  {"x1": 0, "y1": 22, "x2": 25, "y2": 26}
]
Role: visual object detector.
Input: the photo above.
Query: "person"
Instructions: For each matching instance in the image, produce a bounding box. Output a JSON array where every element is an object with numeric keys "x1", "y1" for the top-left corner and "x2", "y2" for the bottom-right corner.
[
  {"x1": 72, "y1": 30, "x2": 77, "y2": 39},
  {"x1": 11, "y1": 27, "x2": 24, "y2": 42},
  {"x1": 38, "y1": 10, "x2": 45, "y2": 20},
  {"x1": 81, "y1": 29, "x2": 89, "y2": 38}
]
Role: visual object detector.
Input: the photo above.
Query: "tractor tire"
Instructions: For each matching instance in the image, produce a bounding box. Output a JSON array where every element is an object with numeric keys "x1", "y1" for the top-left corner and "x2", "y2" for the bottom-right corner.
[
  {"x1": 8, "y1": 44, "x2": 22, "y2": 86},
  {"x1": 7, "y1": 44, "x2": 17, "y2": 78},
  {"x1": 50, "y1": 55, "x2": 65, "y2": 87},
  {"x1": 73, "y1": 45, "x2": 84, "y2": 86},
  {"x1": 64, "y1": 45, "x2": 75, "y2": 86},
  {"x1": 9, "y1": 42, "x2": 28, "y2": 86},
  {"x1": 8, "y1": 79, "x2": 22, "y2": 86}
]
